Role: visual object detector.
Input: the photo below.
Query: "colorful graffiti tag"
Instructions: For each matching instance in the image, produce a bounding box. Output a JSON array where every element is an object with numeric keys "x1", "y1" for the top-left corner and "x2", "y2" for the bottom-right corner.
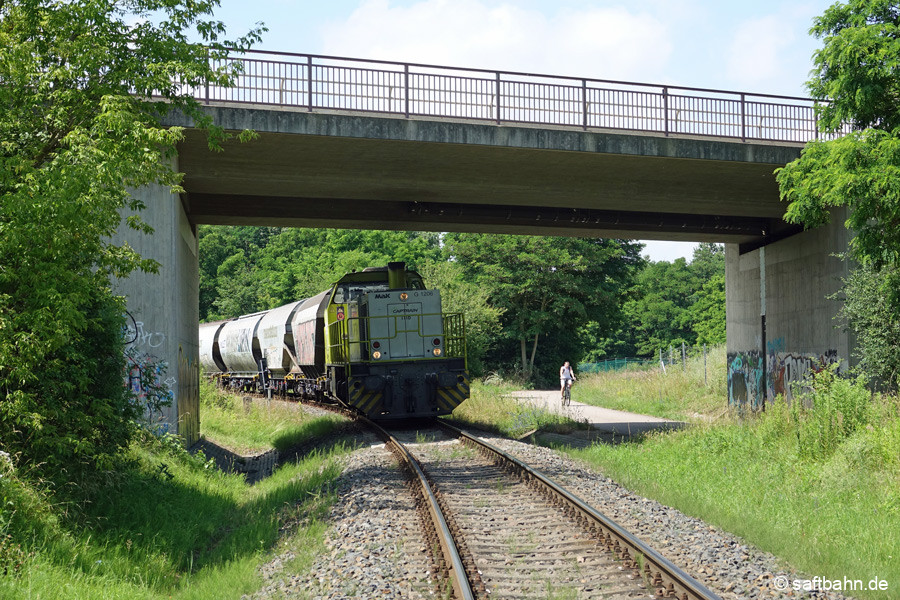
[
  {"x1": 124, "y1": 311, "x2": 174, "y2": 434},
  {"x1": 727, "y1": 351, "x2": 765, "y2": 410},
  {"x1": 728, "y1": 342, "x2": 841, "y2": 408},
  {"x1": 124, "y1": 346, "x2": 174, "y2": 434},
  {"x1": 768, "y1": 349, "x2": 839, "y2": 402}
]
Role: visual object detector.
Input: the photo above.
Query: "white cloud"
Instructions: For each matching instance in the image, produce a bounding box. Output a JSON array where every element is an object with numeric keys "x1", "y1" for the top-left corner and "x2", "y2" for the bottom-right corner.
[
  {"x1": 320, "y1": 0, "x2": 673, "y2": 81},
  {"x1": 726, "y1": 15, "x2": 796, "y2": 89}
]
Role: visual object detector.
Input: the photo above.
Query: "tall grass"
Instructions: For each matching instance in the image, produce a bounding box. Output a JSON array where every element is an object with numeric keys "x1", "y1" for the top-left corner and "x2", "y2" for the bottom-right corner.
[
  {"x1": 574, "y1": 346, "x2": 728, "y2": 420},
  {"x1": 450, "y1": 380, "x2": 586, "y2": 437},
  {"x1": 199, "y1": 379, "x2": 345, "y2": 452},
  {"x1": 0, "y1": 386, "x2": 349, "y2": 599},
  {"x1": 563, "y1": 369, "x2": 900, "y2": 600}
]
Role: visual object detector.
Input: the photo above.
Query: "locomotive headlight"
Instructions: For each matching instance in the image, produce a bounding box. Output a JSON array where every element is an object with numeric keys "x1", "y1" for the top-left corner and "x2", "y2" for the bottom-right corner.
[
  {"x1": 373, "y1": 351, "x2": 382, "y2": 359},
  {"x1": 399, "y1": 293, "x2": 408, "y2": 301},
  {"x1": 433, "y1": 348, "x2": 442, "y2": 356}
]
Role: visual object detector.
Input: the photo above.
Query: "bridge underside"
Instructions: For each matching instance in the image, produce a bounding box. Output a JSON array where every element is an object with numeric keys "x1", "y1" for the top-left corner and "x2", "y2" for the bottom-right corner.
[
  {"x1": 116, "y1": 105, "x2": 851, "y2": 442},
  {"x1": 173, "y1": 106, "x2": 803, "y2": 252}
]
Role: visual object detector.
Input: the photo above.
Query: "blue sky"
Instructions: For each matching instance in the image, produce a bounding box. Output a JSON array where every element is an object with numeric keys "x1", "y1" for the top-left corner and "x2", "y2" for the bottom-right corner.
[{"x1": 210, "y1": 0, "x2": 834, "y2": 262}]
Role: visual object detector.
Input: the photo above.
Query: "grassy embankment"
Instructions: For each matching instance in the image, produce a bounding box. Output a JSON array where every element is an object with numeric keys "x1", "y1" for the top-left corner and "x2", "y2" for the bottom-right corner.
[
  {"x1": 451, "y1": 379, "x2": 587, "y2": 438},
  {"x1": 453, "y1": 354, "x2": 900, "y2": 599},
  {"x1": 0, "y1": 381, "x2": 348, "y2": 600},
  {"x1": 573, "y1": 345, "x2": 729, "y2": 421}
]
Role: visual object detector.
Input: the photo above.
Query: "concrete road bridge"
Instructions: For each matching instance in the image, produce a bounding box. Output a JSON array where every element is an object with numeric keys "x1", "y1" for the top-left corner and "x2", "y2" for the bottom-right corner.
[{"x1": 114, "y1": 51, "x2": 851, "y2": 441}]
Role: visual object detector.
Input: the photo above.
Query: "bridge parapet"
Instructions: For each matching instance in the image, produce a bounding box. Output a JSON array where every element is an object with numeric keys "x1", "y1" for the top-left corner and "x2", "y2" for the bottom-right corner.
[{"x1": 188, "y1": 50, "x2": 845, "y2": 144}]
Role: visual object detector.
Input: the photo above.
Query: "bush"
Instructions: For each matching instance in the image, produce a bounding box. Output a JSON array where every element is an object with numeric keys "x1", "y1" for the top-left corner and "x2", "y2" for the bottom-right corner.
[
  {"x1": 0, "y1": 287, "x2": 147, "y2": 473},
  {"x1": 838, "y1": 264, "x2": 900, "y2": 390},
  {"x1": 791, "y1": 365, "x2": 873, "y2": 460}
]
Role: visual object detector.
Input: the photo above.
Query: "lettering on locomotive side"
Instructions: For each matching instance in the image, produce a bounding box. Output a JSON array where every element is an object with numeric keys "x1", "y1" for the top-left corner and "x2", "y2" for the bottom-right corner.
[
  {"x1": 392, "y1": 307, "x2": 419, "y2": 314},
  {"x1": 374, "y1": 293, "x2": 391, "y2": 299}
]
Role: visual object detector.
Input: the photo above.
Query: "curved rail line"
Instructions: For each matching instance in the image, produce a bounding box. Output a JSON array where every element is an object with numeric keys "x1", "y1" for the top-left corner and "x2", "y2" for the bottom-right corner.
[
  {"x1": 362, "y1": 417, "x2": 476, "y2": 600},
  {"x1": 432, "y1": 419, "x2": 721, "y2": 600},
  {"x1": 245, "y1": 394, "x2": 720, "y2": 599}
]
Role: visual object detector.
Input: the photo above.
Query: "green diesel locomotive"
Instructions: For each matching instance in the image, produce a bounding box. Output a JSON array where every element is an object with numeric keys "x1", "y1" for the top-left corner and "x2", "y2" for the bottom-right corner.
[{"x1": 199, "y1": 262, "x2": 469, "y2": 419}]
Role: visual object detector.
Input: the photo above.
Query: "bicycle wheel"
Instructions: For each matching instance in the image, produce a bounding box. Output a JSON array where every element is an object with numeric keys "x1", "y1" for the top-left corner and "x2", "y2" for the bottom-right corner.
[{"x1": 563, "y1": 385, "x2": 571, "y2": 407}]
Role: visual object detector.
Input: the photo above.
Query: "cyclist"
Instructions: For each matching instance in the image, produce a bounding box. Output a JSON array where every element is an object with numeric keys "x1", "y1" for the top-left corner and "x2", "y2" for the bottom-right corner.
[{"x1": 560, "y1": 361, "x2": 576, "y2": 401}]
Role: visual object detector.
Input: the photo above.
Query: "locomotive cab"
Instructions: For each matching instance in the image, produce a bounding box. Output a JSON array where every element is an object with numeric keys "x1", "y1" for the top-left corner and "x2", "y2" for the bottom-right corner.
[{"x1": 324, "y1": 262, "x2": 469, "y2": 419}]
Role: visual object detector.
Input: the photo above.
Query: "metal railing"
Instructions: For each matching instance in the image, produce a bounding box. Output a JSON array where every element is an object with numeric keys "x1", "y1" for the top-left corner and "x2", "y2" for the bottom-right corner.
[{"x1": 193, "y1": 50, "x2": 846, "y2": 144}]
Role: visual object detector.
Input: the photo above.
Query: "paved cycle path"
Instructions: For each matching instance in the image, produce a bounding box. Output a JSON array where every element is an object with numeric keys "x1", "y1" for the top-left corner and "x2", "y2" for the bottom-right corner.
[{"x1": 509, "y1": 390, "x2": 686, "y2": 437}]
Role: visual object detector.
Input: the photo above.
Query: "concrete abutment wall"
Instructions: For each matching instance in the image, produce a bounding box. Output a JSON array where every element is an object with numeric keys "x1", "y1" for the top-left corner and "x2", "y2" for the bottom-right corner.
[
  {"x1": 113, "y1": 156, "x2": 200, "y2": 444},
  {"x1": 726, "y1": 213, "x2": 852, "y2": 408}
]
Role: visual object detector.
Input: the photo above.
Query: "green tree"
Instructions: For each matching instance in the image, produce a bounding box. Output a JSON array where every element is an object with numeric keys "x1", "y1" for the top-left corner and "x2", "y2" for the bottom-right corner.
[
  {"x1": 417, "y1": 260, "x2": 503, "y2": 376},
  {"x1": 609, "y1": 243, "x2": 725, "y2": 358},
  {"x1": 690, "y1": 273, "x2": 726, "y2": 346},
  {"x1": 776, "y1": 0, "x2": 900, "y2": 386},
  {"x1": 777, "y1": 0, "x2": 900, "y2": 265},
  {"x1": 621, "y1": 259, "x2": 696, "y2": 355},
  {"x1": 444, "y1": 233, "x2": 641, "y2": 381},
  {"x1": 0, "y1": 0, "x2": 261, "y2": 470},
  {"x1": 837, "y1": 264, "x2": 900, "y2": 386}
]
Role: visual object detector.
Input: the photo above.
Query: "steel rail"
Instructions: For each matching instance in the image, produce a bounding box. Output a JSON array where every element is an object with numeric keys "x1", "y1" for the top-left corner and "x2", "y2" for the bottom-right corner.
[
  {"x1": 436, "y1": 420, "x2": 723, "y2": 600},
  {"x1": 362, "y1": 418, "x2": 476, "y2": 600}
]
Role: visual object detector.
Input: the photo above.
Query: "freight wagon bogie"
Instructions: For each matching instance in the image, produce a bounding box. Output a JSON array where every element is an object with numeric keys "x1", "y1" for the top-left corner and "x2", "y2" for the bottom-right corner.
[{"x1": 199, "y1": 262, "x2": 469, "y2": 419}]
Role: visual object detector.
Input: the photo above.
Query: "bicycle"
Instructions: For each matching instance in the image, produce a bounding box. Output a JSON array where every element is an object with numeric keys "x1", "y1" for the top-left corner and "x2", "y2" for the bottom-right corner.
[{"x1": 561, "y1": 380, "x2": 573, "y2": 407}]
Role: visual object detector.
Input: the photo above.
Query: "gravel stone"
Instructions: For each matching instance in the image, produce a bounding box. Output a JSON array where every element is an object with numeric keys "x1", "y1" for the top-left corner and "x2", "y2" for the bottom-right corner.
[
  {"x1": 466, "y1": 429, "x2": 859, "y2": 600},
  {"x1": 240, "y1": 403, "x2": 862, "y2": 600},
  {"x1": 244, "y1": 431, "x2": 436, "y2": 600}
]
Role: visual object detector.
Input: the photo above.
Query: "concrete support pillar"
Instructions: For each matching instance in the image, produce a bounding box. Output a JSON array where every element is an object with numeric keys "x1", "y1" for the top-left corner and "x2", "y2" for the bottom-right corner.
[
  {"x1": 726, "y1": 212, "x2": 852, "y2": 408},
  {"x1": 112, "y1": 155, "x2": 200, "y2": 444}
]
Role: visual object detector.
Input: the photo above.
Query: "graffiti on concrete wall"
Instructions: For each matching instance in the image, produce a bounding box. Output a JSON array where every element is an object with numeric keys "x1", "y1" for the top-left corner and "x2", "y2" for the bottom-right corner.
[
  {"x1": 125, "y1": 321, "x2": 166, "y2": 349},
  {"x1": 125, "y1": 347, "x2": 174, "y2": 433},
  {"x1": 124, "y1": 311, "x2": 174, "y2": 434},
  {"x1": 768, "y1": 348, "x2": 839, "y2": 402},
  {"x1": 729, "y1": 341, "x2": 841, "y2": 409},
  {"x1": 728, "y1": 351, "x2": 765, "y2": 410}
]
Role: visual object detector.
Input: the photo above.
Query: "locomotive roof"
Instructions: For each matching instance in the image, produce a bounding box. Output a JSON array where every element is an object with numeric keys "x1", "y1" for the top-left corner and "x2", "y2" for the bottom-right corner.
[{"x1": 335, "y1": 267, "x2": 424, "y2": 285}]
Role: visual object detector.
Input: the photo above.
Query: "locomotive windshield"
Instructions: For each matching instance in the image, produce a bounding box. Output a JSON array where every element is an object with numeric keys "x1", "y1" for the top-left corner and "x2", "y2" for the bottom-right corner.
[{"x1": 332, "y1": 279, "x2": 425, "y2": 304}]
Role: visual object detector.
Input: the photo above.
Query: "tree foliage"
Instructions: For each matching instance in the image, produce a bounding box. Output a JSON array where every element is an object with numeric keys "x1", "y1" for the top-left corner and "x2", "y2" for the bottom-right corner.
[
  {"x1": 0, "y1": 0, "x2": 261, "y2": 470},
  {"x1": 443, "y1": 233, "x2": 643, "y2": 381},
  {"x1": 778, "y1": 0, "x2": 900, "y2": 266},
  {"x1": 611, "y1": 243, "x2": 725, "y2": 357},
  {"x1": 837, "y1": 264, "x2": 900, "y2": 387},
  {"x1": 777, "y1": 0, "x2": 900, "y2": 387}
]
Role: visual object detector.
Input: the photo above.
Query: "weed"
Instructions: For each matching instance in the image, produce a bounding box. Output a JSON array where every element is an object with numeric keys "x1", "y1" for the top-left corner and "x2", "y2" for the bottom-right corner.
[
  {"x1": 451, "y1": 382, "x2": 584, "y2": 438},
  {"x1": 574, "y1": 345, "x2": 728, "y2": 421},
  {"x1": 0, "y1": 387, "x2": 350, "y2": 599},
  {"x1": 564, "y1": 387, "x2": 900, "y2": 600}
]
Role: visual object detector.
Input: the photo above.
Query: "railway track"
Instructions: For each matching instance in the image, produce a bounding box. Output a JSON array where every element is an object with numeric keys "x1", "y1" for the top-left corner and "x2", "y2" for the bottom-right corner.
[{"x1": 361, "y1": 416, "x2": 722, "y2": 600}]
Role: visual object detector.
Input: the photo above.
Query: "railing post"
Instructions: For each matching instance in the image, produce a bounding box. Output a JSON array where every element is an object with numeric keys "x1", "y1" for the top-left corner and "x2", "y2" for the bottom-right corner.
[
  {"x1": 582, "y1": 79, "x2": 588, "y2": 130},
  {"x1": 496, "y1": 71, "x2": 501, "y2": 125},
  {"x1": 404, "y1": 64, "x2": 410, "y2": 118},
  {"x1": 740, "y1": 93, "x2": 746, "y2": 141},
  {"x1": 663, "y1": 87, "x2": 669, "y2": 136},
  {"x1": 307, "y1": 55, "x2": 313, "y2": 112},
  {"x1": 814, "y1": 101, "x2": 819, "y2": 140}
]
